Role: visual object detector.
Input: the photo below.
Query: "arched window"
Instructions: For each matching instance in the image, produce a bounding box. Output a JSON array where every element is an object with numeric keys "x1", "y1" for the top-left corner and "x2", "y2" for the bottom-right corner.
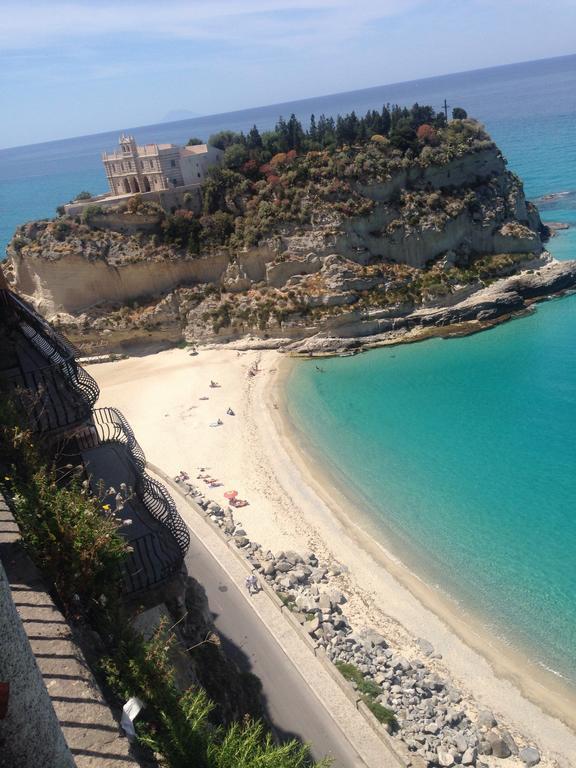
[
  {"x1": 142, "y1": 176, "x2": 151, "y2": 192},
  {"x1": 123, "y1": 178, "x2": 131, "y2": 194}
]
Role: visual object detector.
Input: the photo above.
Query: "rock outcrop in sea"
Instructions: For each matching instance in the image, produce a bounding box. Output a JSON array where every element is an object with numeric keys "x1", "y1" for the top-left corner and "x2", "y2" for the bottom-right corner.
[{"x1": 3, "y1": 118, "x2": 575, "y2": 354}]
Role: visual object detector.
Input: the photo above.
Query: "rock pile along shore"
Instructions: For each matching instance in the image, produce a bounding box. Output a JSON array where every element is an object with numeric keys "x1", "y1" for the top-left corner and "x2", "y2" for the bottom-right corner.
[{"x1": 181, "y1": 478, "x2": 542, "y2": 768}]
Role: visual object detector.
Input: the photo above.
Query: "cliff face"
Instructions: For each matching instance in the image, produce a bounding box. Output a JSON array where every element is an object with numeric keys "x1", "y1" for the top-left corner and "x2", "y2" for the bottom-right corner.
[{"x1": 4, "y1": 134, "x2": 569, "y2": 354}]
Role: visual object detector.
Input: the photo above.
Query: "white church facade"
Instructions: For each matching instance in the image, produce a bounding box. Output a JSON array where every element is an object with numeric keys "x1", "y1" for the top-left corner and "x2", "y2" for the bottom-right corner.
[{"x1": 102, "y1": 135, "x2": 223, "y2": 196}]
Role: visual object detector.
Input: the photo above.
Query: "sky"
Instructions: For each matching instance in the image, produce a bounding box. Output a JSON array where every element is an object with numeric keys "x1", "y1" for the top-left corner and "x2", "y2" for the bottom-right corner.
[{"x1": 1, "y1": 0, "x2": 575, "y2": 149}]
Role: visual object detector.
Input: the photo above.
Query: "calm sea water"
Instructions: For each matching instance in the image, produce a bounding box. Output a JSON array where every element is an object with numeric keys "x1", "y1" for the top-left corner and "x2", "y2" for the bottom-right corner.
[
  {"x1": 284, "y1": 56, "x2": 576, "y2": 686},
  {"x1": 2, "y1": 55, "x2": 576, "y2": 684}
]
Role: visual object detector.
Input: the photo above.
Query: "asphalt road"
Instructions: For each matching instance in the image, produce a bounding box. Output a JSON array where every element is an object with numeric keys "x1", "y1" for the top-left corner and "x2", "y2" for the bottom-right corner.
[{"x1": 184, "y1": 535, "x2": 368, "y2": 767}]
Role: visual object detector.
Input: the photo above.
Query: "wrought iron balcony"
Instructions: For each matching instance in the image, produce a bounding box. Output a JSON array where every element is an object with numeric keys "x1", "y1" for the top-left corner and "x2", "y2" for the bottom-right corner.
[
  {"x1": 2, "y1": 348, "x2": 99, "y2": 434},
  {"x1": 77, "y1": 407, "x2": 190, "y2": 594},
  {"x1": 7, "y1": 290, "x2": 80, "y2": 362},
  {"x1": 0, "y1": 290, "x2": 99, "y2": 434}
]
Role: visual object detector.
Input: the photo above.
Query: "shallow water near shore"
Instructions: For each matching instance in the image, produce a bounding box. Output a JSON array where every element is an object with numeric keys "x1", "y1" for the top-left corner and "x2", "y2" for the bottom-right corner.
[
  {"x1": 286, "y1": 295, "x2": 576, "y2": 688},
  {"x1": 283, "y1": 55, "x2": 576, "y2": 694}
]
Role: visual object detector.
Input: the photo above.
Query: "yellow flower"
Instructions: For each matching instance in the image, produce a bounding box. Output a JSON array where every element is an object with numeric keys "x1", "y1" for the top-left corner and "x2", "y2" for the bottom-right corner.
[
  {"x1": 4, "y1": 476, "x2": 11, "y2": 481},
  {"x1": 102, "y1": 504, "x2": 111, "y2": 510}
]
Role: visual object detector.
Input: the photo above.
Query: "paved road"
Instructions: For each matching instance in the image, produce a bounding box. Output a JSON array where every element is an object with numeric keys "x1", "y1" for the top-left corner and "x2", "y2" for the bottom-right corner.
[{"x1": 184, "y1": 533, "x2": 368, "y2": 767}]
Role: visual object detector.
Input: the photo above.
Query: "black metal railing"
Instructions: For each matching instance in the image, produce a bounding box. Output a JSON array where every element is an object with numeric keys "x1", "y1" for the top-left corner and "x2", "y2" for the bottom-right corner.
[
  {"x1": 7, "y1": 290, "x2": 80, "y2": 361},
  {"x1": 4, "y1": 358, "x2": 99, "y2": 433},
  {"x1": 120, "y1": 532, "x2": 184, "y2": 594},
  {"x1": 77, "y1": 407, "x2": 190, "y2": 593},
  {"x1": 88, "y1": 407, "x2": 147, "y2": 472},
  {"x1": 139, "y1": 473, "x2": 191, "y2": 558}
]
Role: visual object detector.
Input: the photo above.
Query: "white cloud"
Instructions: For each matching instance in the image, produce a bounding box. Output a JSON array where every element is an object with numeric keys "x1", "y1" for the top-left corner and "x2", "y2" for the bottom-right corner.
[{"x1": 0, "y1": 0, "x2": 426, "y2": 50}]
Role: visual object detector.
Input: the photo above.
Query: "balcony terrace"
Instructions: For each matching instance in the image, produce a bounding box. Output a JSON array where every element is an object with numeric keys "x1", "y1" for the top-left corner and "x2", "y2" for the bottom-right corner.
[
  {"x1": 0, "y1": 291, "x2": 98, "y2": 435},
  {"x1": 73, "y1": 408, "x2": 190, "y2": 594}
]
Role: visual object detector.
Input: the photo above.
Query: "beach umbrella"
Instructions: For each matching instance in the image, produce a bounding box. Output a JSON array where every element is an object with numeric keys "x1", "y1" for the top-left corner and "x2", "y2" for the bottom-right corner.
[{"x1": 224, "y1": 490, "x2": 238, "y2": 499}]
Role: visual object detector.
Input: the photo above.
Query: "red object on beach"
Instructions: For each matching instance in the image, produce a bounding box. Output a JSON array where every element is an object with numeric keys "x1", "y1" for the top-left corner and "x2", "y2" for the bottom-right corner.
[{"x1": 224, "y1": 490, "x2": 238, "y2": 499}]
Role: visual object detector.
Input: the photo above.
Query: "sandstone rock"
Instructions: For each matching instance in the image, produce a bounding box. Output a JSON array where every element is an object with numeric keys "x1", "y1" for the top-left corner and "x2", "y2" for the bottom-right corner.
[{"x1": 519, "y1": 746, "x2": 540, "y2": 766}]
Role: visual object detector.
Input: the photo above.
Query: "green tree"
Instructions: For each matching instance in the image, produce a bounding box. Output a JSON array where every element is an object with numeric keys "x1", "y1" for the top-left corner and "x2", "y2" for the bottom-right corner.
[
  {"x1": 452, "y1": 107, "x2": 468, "y2": 120},
  {"x1": 389, "y1": 118, "x2": 418, "y2": 153},
  {"x1": 208, "y1": 130, "x2": 245, "y2": 150},
  {"x1": 187, "y1": 137, "x2": 204, "y2": 146},
  {"x1": 222, "y1": 143, "x2": 249, "y2": 170},
  {"x1": 75, "y1": 190, "x2": 92, "y2": 200},
  {"x1": 246, "y1": 125, "x2": 263, "y2": 150}
]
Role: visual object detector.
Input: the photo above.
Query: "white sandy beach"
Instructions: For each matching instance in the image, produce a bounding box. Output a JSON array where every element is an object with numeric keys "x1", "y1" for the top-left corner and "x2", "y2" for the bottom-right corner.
[{"x1": 87, "y1": 347, "x2": 576, "y2": 768}]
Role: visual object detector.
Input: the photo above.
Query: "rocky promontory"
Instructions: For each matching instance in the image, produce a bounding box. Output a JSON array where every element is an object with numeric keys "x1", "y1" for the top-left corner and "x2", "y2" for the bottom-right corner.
[{"x1": 4, "y1": 112, "x2": 574, "y2": 354}]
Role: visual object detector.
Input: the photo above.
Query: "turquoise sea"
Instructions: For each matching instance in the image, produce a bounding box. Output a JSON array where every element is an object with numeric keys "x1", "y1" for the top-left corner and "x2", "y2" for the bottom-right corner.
[{"x1": 1, "y1": 55, "x2": 576, "y2": 686}]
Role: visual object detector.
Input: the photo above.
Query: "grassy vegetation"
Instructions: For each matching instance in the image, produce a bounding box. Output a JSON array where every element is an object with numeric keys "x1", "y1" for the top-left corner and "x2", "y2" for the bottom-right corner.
[
  {"x1": 102, "y1": 619, "x2": 328, "y2": 768},
  {"x1": 335, "y1": 662, "x2": 397, "y2": 731},
  {"x1": 0, "y1": 392, "x2": 128, "y2": 613}
]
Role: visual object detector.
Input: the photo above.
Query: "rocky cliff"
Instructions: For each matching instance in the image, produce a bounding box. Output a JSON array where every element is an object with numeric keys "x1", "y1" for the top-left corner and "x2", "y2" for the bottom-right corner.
[{"x1": 4, "y1": 120, "x2": 574, "y2": 354}]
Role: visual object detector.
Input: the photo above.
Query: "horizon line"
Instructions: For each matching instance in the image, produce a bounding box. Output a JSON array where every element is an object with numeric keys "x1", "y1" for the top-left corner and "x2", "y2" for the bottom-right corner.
[{"x1": 1, "y1": 51, "x2": 574, "y2": 153}]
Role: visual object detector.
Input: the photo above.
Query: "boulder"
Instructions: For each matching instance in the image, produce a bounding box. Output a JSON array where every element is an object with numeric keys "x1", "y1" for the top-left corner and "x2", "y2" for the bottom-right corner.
[
  {"x1": 292, "y1": 568, "x2": 309, "y2": 583},
  {"x1": 478, "y1": 741, "x2": 492, "y2": 756},
  {"x1": 476, "y1": 710, "x2": 497, "y2": 730},
  {"x1": 416, "y1": 637, "x2": 434, "y2": 656},
  {"x1": 519, "y1": 747, "x2": 540, "y2": 766},
  {"x1": 318, "y1": 593, "x2": 333, "y2": 614},
  {"x1": 486, "y1": 730, "x2": 511, "y2": 759},
  {"x1": 500, "y1": 730, "x2": 518, "y2": 755},
  {"x1": 359, "y1": 628, "x2": 388, "y2": 649},
  {"x1": 462, "y1": 747, "x2": 477, "y2": 765},
  {"x1": 327, "y1": 588, "x2": 346, "y2": 605},
  {"x1": 309, "y1": 567, "x2": 328, "y2": 582},
  {"x1": 304, "y1": 615, "x2": 320, "y2": 635},
  {"x1": 284, "y1": 550, "x2": 304, "y2": 565},
  {"x1": 436, "y1": 749, "x2": 454, "y2": 767},
  {"x1": 294, "y1": 594, "x2": 316, "y2": 613},
  {"x1": 276, "y1": 561, "x2": 293, "y2": 573},
  {"x1": 234, "y1": 536, "x2": 249, "y2": 547}
]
